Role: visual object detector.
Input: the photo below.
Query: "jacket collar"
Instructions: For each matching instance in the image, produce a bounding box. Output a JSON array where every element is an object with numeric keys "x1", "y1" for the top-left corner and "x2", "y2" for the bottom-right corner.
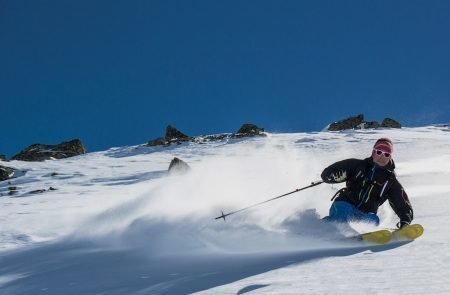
[{"x1": 365, "y1": 157, "x2": 396, "y2": 173}]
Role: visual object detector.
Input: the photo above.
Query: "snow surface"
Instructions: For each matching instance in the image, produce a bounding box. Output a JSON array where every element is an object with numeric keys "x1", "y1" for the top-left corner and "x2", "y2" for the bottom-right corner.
[{"x1": 0, "y1": 126, "x2": 449, "y2": 294}]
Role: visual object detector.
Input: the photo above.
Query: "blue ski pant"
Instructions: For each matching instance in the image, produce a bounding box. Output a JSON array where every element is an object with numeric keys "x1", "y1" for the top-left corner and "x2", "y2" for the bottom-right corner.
[{"x1": 328, "y1": 201, "x2": 380, "y2": 225}]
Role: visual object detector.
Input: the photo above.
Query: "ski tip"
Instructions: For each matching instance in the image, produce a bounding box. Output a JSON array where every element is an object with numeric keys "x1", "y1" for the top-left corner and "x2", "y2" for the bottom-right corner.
[{"x1": 393, "y1": 224, "x2": 424, "y2": 240}]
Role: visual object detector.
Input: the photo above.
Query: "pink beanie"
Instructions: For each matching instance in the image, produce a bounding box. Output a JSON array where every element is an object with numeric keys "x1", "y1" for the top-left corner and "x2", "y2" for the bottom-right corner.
[{"x1": 373, "y1": 138, "x2": 394, "y2": 153}]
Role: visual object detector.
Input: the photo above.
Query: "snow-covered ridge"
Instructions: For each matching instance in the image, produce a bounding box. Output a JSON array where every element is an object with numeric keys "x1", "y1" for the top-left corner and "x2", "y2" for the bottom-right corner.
[{"x1": 0, "y1": 125, "x2": 449, "y2": 294}]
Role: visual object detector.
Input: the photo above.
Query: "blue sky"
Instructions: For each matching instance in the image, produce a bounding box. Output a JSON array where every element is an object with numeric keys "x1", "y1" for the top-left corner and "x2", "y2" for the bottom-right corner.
[{"x1": 1, "y1": 1, "x2": 449, "y2": 157}]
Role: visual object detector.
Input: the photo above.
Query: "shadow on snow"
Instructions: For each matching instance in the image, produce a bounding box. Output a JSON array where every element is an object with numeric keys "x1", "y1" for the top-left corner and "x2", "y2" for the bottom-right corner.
[{"x1": 0, "y1": 238, "x2": 409, "y2": 295}]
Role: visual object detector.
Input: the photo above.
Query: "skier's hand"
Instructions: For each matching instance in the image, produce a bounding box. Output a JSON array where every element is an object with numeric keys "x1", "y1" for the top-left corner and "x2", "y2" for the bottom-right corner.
[
  {"x1": 329, "y1": 170, "x2": 347, "y2": 183},
  {"x1": 396, "y1": 221, "x2": 410, "y2": 229}
]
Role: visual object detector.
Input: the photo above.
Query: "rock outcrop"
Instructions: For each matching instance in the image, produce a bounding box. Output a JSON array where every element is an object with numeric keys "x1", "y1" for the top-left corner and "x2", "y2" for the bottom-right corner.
[
  {"x1": 168, "y1": 157, "x2": 191, "y2": 175},
  {"x1": 364, "y1": 121, "x2": 380, "y2": 129},
  {"x1": 148, "y1": 125, "x2": 191, "y2": 146},
  {"x1": 0, "y1": 165, "x2": 14, "y2": 181},
  {"x1": 327, "y1": 114, "x2": 402, "y2": 131},
  {"x1": 328, "y1": 114, "x2": 365, "y2": 131},
  {"x1": 12, "y1": 139, "x2": 86, "y2": 161},
  {"x1": 0, "y1": 155, "x2": 7, "y2": 161},
  {"x1": 236, "y1": 123, "x2": 265, "y2": 137},
  {"x1": 148, "y1": 123, "x2": 266, "y2": 147},
  {"x1": 147, "y1": 137, "x2": 167, "y2": 147},
  {"x1": 381, "y1": 118, "x2": 402, "y2": 128},
  {"x1": 165, "y1": 125, "x2": 190, "y2": 142}
]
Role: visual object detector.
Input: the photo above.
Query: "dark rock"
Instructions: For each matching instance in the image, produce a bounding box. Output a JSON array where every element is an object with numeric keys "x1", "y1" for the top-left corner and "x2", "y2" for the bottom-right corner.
[
  {"x1": 29, "y1": 189, "x2": 47, "y2": 194},
  {"x1": 165, "y1": 125, "x2": 190, "y2": 142},
  {"x1": 7, "y1": 186, "x2": 18, "y2": 196},
  {"x1": 236, "y1": 124, "x2": 265, "y2": 136},
  {"x1": 26, "y1": 187, "x2": 56, "y2": 195},
  {"x1": 364, "y1": 121, "x2": 380, "y2": 129},
  {"x1": 327, "y1": 114, "x2": 402, "y2": 130},
  {"x1": 193, "y1": 134, "x2": 232, "y2": 143},
  {"x1": 328, "y1": 114, "x2": 365, "y2": 131},
  {"x1": 147, "y1": 125, "x2": 190, "y2": 147},
  {"x1": 0, "y1": 155, "x2": 7, "y2": 161},
  {"x1": 148, "y1": 137, "x2": 167, "y2": 147},
  {"x1": 206, "y1": 134, "x2": 231, "y2": 140},
  {"x1": 381, "y1": 118, "x2": 402, "y2": 128},
  {"x1": 168, "y1": 157, "x2": 191, "y2": 175},
  {"x1": 12, "y1": 139, "x2": 86, "y2": 162},
  {"x1": 148, "y1": 123, "x2": 266, "y2": 147},
  {"x1": 0, "y1": 165, "x2": 15, "y2": 181}
]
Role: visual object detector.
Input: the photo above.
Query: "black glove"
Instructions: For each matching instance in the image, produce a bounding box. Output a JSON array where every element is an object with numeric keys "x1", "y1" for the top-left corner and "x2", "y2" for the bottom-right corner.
[
  {"x1": 396, "y1": 221, "x2": 410, "y2": 229},
  {"x1": 328, "y1": 170, "x2": 347, "y2": 183}
]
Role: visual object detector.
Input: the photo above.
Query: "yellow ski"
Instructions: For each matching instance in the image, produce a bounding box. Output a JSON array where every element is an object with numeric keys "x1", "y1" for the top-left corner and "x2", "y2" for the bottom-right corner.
[
  {"x1": 358, "y1": 229, "x2": 392, "y2": 244},
  {"x1": 392, "y1": 224, "x2": 424, "y2": 240},
  {"x1": 354, "y1": 224, "x2": 424, "y2": 245}
]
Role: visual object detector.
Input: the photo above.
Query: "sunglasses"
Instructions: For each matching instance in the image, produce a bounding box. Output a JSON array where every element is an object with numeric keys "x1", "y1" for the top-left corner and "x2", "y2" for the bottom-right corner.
[{"x1": 374, "y1": 149, "x2": 391, "y2": 158}]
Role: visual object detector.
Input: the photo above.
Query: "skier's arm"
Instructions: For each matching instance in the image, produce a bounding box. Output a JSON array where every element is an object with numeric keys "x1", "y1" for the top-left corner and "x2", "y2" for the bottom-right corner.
[
  {"x1": 321, "y1": 159, "x2": 360, "y2": 184},
  {"x1": 388, "y1": 181, "x2": 414, "y2": 227}
]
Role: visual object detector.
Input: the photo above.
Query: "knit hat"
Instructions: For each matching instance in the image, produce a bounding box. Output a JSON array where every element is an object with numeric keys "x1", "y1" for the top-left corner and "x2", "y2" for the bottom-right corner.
[{"x1": 373, "y1": 138, "x2": 394, "y2": 154}]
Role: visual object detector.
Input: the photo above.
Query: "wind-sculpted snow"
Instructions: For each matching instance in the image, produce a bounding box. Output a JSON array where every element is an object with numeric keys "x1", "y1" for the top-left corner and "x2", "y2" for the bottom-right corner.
[{"x1": 1, "y1": 126, "x2": 450, "y2": 294}]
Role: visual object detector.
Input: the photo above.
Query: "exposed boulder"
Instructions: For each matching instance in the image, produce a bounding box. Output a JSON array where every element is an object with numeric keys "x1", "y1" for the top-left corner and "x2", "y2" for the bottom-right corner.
[
  {"x1": 147, "y1": 125, "x2": 190, "y2": 147},
  {"x1": 0, "y1": 165, "x2": 15, "y2": 181},
  {"x1": 0, "y1": 155, "x2": 7, "y2": 161},
  {"x1": 12, "y1": 139, "x2": 86, "y2": 162},
  {"x1": 364, "y1": 121, "x2": 380, "y2": 129},
  {"x1": 381, "y1": 118, "x2": 402, "y2": 128},
  {"x1": 147, "y1": 137, "x2": 167, "y2": 147},
  {"x1": 236, "y1": 124, "x2": 266, "y2": 137},
  {"x1": 165, "y1": 125, "x2": 190, "y2": 142},
  {"x1": 328, "y1": 114, "x2": 365, "y2": 131},
  {"x1": 8, "y1": 186, "x2": 18, "y2": 196},
  {"x1": 168, "y1": 157, "x2": 191, "y2": 175}
]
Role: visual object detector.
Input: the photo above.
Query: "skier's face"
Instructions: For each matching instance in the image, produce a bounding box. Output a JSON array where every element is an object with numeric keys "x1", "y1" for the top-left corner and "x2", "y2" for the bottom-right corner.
[{"x1": 372, "y1": 149, "x2": 391, "y2": 167}]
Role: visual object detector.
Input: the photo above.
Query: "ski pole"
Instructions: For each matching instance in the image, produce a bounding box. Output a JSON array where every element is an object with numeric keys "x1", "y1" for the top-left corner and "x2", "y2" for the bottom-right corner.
[{"x1": 215, "y1": 180, "x2": 323, "y2": 221}]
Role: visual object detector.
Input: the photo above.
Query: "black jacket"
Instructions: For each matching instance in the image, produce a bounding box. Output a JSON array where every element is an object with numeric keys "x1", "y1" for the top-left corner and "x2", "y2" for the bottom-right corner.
[{"x1": 321, "y1": 157, "x2": 413, "y2": 225}]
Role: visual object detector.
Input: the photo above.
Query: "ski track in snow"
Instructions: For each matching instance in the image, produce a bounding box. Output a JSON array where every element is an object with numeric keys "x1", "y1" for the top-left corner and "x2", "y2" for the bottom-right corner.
[{"x1": 0, "y1": 126, "x2": 449, "y2": 294}]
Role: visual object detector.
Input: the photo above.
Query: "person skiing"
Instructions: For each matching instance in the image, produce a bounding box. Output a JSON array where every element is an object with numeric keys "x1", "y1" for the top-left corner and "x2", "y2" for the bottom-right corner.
[{"x1": 321, "y1": 138, "x2": 413, "y2": 228}]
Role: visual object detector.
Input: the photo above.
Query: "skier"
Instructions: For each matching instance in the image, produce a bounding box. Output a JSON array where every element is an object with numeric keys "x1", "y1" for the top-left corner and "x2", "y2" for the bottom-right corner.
[{"x1": 321, "y1": 138, "x2": 413, "y2": 228}]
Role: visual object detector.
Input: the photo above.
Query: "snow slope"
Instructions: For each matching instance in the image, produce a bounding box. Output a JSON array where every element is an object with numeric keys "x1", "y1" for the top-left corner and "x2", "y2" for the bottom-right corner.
[{"x1": 0, "y1": 125, "x2": 449, "y2": 294}]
